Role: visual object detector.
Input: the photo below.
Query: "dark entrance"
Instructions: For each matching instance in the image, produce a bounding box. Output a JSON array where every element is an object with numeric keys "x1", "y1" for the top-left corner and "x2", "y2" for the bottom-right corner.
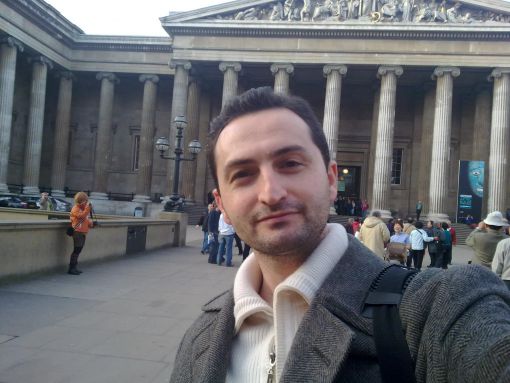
[{"x1": 337, "y1": 165, "x2": 361, "y2": 199}]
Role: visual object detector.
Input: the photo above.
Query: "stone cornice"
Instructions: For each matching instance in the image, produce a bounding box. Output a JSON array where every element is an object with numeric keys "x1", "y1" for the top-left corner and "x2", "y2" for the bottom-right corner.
[
  {"x1": 163, "y1": 21, "x2": 510, "y2": 41},
  {"x1": 73, "y1": 36, "x2": 172, "y2": 53}
]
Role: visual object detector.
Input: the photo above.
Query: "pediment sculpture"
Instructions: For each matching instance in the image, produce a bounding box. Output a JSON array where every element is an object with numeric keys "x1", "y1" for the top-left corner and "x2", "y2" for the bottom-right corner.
[{"x1": 204, "y1": 0, "x2": 510, "y2": 24}]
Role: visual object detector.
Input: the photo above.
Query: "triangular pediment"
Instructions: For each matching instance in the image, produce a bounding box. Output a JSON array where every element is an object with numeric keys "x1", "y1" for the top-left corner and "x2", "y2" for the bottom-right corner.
[{"x1": 161, "y1": 0, "x2": 510, "y2": 25}]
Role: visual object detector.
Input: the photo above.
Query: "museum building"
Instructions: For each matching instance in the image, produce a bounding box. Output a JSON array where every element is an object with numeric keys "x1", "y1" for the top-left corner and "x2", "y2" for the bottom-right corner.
[{"x1": 1, "y1": 0, "x2": 510, "y2": 219}]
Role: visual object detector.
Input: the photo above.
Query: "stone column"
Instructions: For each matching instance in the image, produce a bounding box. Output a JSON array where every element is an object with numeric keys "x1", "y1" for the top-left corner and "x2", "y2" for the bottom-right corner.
[
  {"x1": 50, "y1": 72, "x2": 74, "y2": 198},
  {"x1": 181, "y1": 78, "x2": 201, "y2": 201},
  {"x1": 0, "y1": 37, "x2": 23, "y2": 194},
  {"x1": 133, "y1": 74, "x2": 159, "y2": 203},
  {"x1": 165, "y1": 60, "x2": 191, "y2": 197},
  {"x1": 322, "y1": 65, "x2": 347, "y2": 162},
  {"x1": 371, "y1": 66, "x2": 403, "y2": 218},
  {"x1": 90, "y1": 72, "x2": 118, "y2": 200},
  {"x1": 417, "y1": 83, "x2": 436, "y2": 206},
  {"x1": 22, "y1": 56, "x2": 53, "y2": 196},
  {"x1": 219, "y1": 62, "x2": 241, "y2": 108},
  {"x1": 270, "y1": 63, "x2": 294, "y2": 95},
  {"x1": 427, "y1": 67, "x2": 460, "y2": 221},
  {"x1": 487, "y1": 68, "x2": 510, "y2": 213}
]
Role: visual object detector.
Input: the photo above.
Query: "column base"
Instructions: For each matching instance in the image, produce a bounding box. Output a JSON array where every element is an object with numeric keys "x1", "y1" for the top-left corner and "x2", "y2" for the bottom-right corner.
[
  {"x1": 89, "y1": 192, "x2": 109, "y2": 200},
  {"x1": 0, "y1": 183, "x2": 10, "y2": 194},
  {"x1": 425, "y1": 212, "x2": 450, "y2": 223},
  {"x1": 132, "y1": 194, "x2": 151, "y2": 203},
  {"x1": 22, "y1": 185, "x2": 40, "y2": 196},
  {"x1": 51, "y1": 189, "x2": 66, "y2": 198}
]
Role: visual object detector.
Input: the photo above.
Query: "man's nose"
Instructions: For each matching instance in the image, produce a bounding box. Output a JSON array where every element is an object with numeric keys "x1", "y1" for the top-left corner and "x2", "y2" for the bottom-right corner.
[{"x1": 258, "y1": 169, "x2": 287, "y2": 205}]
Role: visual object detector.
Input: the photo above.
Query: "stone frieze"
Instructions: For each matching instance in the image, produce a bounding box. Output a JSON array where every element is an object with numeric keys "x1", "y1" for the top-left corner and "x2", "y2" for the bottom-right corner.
[{"x1": 203, "y1": 0, "x2": 510, "y2": 24}]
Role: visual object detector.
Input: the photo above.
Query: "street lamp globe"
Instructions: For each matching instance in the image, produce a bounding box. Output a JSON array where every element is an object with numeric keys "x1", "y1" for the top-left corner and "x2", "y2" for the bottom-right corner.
[
  {"x1": 174, "y1": 115, "x2": 187, "y2": 129},
  {"x1": 155, "y1": 137, "x2": 170, "y2": 153},
  {"x1": 188, "y1": 139, "x2": 202, "y2": 155}
]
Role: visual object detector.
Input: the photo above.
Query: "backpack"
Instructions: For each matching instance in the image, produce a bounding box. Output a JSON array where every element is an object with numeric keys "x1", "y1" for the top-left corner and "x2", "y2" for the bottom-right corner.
[{"x1": 363, "y1": 265, "x2": 419, "y2": 383}]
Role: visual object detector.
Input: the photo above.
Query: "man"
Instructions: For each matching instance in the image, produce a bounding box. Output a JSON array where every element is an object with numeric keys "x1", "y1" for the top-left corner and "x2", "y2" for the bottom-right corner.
[
  {"x1": 408, "y1": 221, "x2": 435, "y2": 270},
  {"x1": 217, "y1": 212, "x2": 235, "y2": 267},
  {"x1": 467, "y1": 211, "x2": 508, "y2": 268},
  {"x1": 170, "y1": 87, "x2": 510, "y2": 383},
  {"x1": 416, "y1": 200, "x2": 423, "y2": 221},
  {"x1": 206, "y1": 204, "x2": 221, "y2": 264},
  {"x1": 358, "y1": 211, "x2": 390, "y2": 258},
  {"x1": 492, "y1": 237, "x2": 510, "y2": 289},
  {"x1": 197, "y1": 203, "x2": 213, "y2": 254}
]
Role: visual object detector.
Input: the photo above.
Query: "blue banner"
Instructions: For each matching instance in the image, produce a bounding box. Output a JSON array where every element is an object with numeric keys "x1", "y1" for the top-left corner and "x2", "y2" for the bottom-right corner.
[{"x1": 457, "y1": 160, "x2": 484, "y2": 223}]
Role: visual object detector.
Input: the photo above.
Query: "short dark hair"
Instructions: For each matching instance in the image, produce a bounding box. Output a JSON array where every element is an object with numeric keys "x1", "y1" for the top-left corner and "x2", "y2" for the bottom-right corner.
[
  {"x1": 415, "y1": 221, "x2": 424, "y2": 229},
  {"x1": 487, "y1": 224, "x2": 502, "y2": 230},
  {"x1": 207, "y1": 87, "x2": 330, "y2": 189},
  {"x1": 441, "y1": 222, "x2": 449, "y2": 230},
  {"x1": 372, "y1": 211, "x2": 381, "y2": 218}
]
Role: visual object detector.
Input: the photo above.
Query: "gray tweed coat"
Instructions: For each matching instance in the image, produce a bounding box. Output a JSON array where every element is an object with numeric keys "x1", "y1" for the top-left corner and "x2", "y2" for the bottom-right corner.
[{"x1": 170, "y1": 236, "x2": 510, "y2": 383}]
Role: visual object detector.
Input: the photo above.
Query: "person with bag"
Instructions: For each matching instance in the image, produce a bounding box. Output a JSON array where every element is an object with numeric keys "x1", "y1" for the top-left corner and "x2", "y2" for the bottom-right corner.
[
  {"x1": 408, "y1": 221, "x2": 435, "y2": 270},
  {"x1": 386, "y1": 220, "x2": 410, "y2": 265},
  {"x1": 425, "y1": 220, "x2": 443, "y2": 268},
  {"x1": 68, "y1": 192, "x2": 94, "y2": 275}
]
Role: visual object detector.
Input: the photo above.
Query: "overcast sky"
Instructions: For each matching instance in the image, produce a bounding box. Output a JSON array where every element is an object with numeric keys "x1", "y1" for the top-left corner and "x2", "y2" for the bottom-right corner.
[{"x1": 44, "y1": 0, "x2": 230, "y2": 36}]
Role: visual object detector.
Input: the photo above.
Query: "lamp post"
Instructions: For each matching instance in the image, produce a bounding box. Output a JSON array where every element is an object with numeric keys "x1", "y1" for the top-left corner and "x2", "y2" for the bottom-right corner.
[{"x1": 155, "y1": 115, "x2": 201, "y2": 212}]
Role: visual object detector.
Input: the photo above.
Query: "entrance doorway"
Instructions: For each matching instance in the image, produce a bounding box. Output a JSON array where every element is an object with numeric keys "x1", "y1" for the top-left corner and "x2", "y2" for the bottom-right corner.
[{"x1": 337, "y1": 165, "x2": 361, "y2": 199}]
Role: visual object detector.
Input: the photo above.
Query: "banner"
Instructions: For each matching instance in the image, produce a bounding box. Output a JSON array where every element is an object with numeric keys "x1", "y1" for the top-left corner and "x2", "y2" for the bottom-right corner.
[{"x1": 457, "y1": 160, "x2": 484, "y2": 223}]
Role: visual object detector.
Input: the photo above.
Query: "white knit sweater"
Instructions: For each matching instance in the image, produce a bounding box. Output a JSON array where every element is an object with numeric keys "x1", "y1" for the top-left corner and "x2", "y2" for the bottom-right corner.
[{"x1": 226, "y1": 223, "x2": 349, "y2": 383}]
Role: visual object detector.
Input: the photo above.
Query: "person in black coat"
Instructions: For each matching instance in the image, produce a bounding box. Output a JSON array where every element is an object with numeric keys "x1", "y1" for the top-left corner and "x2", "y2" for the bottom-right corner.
[{"x1": 207, "y1": 205, "x2": 221, "y2": 264}]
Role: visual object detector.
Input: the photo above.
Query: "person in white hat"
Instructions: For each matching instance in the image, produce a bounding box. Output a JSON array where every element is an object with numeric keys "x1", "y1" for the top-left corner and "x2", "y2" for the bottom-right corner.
[{"x1": 466, "y1": 211, "x2": 509, "y2": 268}]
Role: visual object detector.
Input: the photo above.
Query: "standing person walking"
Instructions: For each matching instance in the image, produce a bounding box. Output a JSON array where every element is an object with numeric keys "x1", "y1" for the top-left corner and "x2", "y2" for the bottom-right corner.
[
  {"x1": 68, "y1": 192, "x2": 94, "y2": 275},
  {"x1": 358, "y1": 211, "x2": 390, "y2": 259},
  {"x1": 492, "y1": 237, "x2": 510, "y2": 289},
  {"x1": 39, "y1": 192, "x2": 53, "y2": 210},
  {"x1": 416, "y1": 200, "x2": 423, "y2": 221},
  {"x1": 467, "y1": 211, "x2": 508, "y2": 268},
  {"x1": 207, "y1": 204, "x2": 221, "y2": 264},
  {"x1": 197, "y1": 204, "x2": 213, "y2": 254},
  {"x1": 217, "y1": 212, "x2": 235, "y2": 267},
  {"x1": 408, "y1": 221, "x2": 434, "y2": 270}
]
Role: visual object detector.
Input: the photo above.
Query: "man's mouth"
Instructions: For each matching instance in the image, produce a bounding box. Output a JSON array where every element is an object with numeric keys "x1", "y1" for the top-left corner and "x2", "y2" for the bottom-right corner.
[{"x1": 257, "y1": 211, "x2": 298, "y2": 223}]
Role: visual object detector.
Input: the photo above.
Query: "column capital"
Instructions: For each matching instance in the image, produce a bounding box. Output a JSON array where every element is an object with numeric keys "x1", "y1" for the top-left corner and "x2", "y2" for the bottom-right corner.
[
  {"x1": 323, "y1": 64, "x2": 347, "y2": 77},
  {"x1": 432, "y1": 66, "x2": 460, "y2": 79},
  {"x1": 0, "y1": 36, "x2": 24, "y2": 52},
  {"x1": 377, "y1": 65, "x2": 403, "y2": 78},
  {"x1": 139, "y1": 74, "x2": 160, "y2": 84},
  {"x1": 28, "y1": 55, "x2": 53, "y2": 70},
  {"x1": 96, "y1": 72, "x2": 119, "y2": 84},
  {"x1": 489, "y1": 68, "x2": 510, "y2": 81},
  {"x1": 57, "y1": 71, "x2": 75, "y2": 81},
  {"x1": 169, "y1": 60, "x2": 192, "y2": 71},
  {"x1": 270, "y1": 63, "x2": 294, "y2": 76},
  {"x1": 219, "y1": 62, "x2": 242, "y2": 73}
]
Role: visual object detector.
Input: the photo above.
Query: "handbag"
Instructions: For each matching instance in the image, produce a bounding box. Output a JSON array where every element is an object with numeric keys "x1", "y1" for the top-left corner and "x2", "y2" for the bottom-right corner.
[{"x1": 66, "y1": 226, "x2": 75, "y2": 236}]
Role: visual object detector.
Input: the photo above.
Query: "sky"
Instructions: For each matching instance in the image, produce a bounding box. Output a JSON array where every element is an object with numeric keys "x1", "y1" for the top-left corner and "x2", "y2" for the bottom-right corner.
[{"x1": 44, "y1": 0, "x2": 230, "y2": 36}]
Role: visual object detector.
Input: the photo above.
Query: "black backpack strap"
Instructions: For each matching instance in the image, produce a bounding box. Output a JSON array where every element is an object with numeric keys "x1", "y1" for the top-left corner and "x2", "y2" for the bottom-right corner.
[{"x1": 362, "y1": 265, "x2": 418, "y2": 383}]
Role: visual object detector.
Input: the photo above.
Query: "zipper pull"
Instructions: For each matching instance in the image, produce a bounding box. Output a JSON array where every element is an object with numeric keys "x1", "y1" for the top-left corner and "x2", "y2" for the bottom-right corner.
[{"x1": 266, "y1": 350, "x2": 276, "y2": 383}]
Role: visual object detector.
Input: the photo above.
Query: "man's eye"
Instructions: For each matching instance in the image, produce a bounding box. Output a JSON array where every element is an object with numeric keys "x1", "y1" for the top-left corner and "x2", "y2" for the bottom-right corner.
[
  {"x1": 282, "y1": 160, "x2": 302, "y2": 168},
  {"x1": 231, "y1": 171, "x2": 251, "y2": 182}
]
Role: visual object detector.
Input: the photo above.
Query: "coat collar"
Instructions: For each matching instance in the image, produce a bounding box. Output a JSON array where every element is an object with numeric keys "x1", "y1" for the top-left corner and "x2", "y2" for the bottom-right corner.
[{"x1": 195, "y1": 236, "x2": 385, "y2": 383}]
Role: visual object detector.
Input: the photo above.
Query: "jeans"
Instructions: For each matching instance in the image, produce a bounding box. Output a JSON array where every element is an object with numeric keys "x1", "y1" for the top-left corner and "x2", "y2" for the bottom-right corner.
[
  {"x1": 201, "y1": 231, "x2": 209, "y2": 253},
  {"x1": 217, "y1": 234, "x2": 234, "y2": 266},
  {"x1": 207, "y1": 233, "x2": 219, "y2": 264}
]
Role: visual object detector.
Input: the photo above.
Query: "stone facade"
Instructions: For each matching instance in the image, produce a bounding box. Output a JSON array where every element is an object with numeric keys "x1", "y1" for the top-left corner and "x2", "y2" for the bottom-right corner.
[{"x1": 1, "y1": 0, "x2": 510, "y2": 219}]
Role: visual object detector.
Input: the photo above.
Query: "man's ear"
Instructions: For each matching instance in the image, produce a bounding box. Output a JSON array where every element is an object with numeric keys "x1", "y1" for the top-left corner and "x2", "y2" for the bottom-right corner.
[
  {"x1": 327, "y1": 161, "x2": 338, "y2": 203},
  {"x1": 212, "y1": 188, "x2": 233, "y2": 224}
]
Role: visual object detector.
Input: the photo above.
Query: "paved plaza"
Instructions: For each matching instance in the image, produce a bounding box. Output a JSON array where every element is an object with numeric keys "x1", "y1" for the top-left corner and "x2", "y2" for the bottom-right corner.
[{"x1": 0, "y1": 226, "x2": 475, "y2": 383}]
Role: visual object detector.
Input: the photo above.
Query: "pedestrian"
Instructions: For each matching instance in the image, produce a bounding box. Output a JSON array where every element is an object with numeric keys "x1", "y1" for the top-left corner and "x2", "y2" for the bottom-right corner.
[
  {"x1": 197, "y1": 204, "x2": 213, "y2": 254},
  {"x1": 352, "y1": 217, "x2": 361, "y2": 233},
  {"x1": 492, "y1": 237, "x2": 510, "y2": 289},
  {"x1": 217, "y1": 212, "x2": 235, "y2": 267},
  {"x1": 403, "y1": 217, "x2": 416, "y2": 235},
  {"x1": 386, "y1": 219, "x2": 410, "y2": 265},
  {"x1": 416, "y1": 200, "x2": 423, "y2": 221},
  {"x1": 387, "y1": 218, "x2": 395, "y2": 236},
  {"x1": 467, "y1": 211, "x2": 508, "y2": 268},
  {"x1": 170, "y1": 87, "x2": 510, "y2": 383},
  {"x1": 408, "y1": 221, "x2": 435, "y2": 270},
  {"x1": 361, "y1": 199, "x2": 369, "y2": 218},
  {"x1": 425, "y1": 220, "x2": 443, "y2": 268},
  {"x1": 440, "y1": 222, "x2": 453, "y2": 269},
  {"x1": 68, "y1": 192, "x2": 94, "y2": 275},
  {"x1": 206, "y1": 204, "x2": 221, "y2": 264},
  {"x1": 358, "y1": 211, "x2": 390, "y2": 259},
  {"x1": 39, "y1": 192, "x2": 53, "y2": 211},
  {"x1": 234, "y1": 233, "x2": 244, "y2": 255}
]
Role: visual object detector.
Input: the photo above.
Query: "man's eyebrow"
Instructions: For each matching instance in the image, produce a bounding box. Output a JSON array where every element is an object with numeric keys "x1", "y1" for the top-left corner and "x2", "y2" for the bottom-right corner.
[{"x1": 223, "y1": 145, "x2": 307, "y2": 171}]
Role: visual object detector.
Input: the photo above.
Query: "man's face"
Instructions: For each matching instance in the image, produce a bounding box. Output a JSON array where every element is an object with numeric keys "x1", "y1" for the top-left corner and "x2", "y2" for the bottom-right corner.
[{"x1": 213, "y1": 108, "x2": 337, "y2": 257}]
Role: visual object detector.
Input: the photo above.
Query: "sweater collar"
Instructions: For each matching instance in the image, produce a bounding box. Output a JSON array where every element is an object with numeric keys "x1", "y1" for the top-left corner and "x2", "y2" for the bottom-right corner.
[{"x1": 232, "y1": 223, "x2": 349, "y2": 333}]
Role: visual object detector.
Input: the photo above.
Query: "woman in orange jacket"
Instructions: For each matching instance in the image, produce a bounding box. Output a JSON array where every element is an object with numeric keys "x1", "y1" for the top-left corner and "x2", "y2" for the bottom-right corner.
[{"x1": 68, "y1": 192, "x2": 94, "y2": 275}]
